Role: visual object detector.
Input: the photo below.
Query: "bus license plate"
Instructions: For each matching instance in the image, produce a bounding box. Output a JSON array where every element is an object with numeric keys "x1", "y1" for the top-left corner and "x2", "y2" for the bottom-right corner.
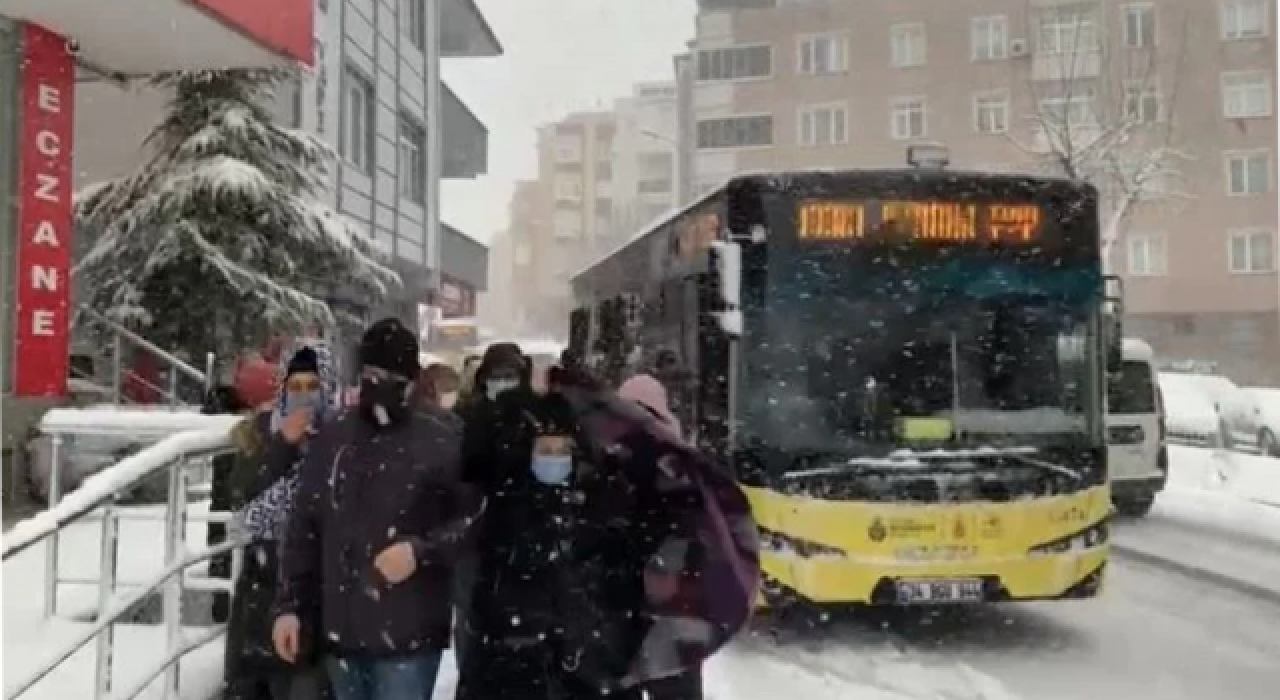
[{"x1": 895, "y1": 579, "x2": 984, "y2": 604}]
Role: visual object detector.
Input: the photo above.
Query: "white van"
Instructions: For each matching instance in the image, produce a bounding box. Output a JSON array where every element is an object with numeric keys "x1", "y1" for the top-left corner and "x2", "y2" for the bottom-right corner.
[{"x1": 1107, "y1": 338, "x2": 1167, "y2": 517}]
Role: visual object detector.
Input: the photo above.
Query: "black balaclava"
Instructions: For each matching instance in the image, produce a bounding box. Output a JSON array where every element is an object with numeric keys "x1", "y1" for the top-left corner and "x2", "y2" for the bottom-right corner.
[{"x1": 358, "y1": 318, "x2": 420, "y2": 428}]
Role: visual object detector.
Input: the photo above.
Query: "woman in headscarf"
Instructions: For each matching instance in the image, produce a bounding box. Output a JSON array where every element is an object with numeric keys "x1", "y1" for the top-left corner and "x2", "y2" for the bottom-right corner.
[
  {"x1": 223, "y1": 341, "x2": 338, "y2": 700},
  {"x1": 617, "y1": 375, "x2": 703, "y2": 700}
]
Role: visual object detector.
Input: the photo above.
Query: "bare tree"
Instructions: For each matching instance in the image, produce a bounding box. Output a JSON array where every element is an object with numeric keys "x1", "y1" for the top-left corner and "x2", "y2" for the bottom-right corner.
[{"x1": 1010, "y1": 2, "x2": 1194, "y2": 271}]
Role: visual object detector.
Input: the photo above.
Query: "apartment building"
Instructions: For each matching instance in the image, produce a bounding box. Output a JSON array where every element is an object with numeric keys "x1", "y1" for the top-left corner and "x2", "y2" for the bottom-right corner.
[
  {"x1": 610, "y1": 82, "x2": 682, "y2": 241},
  {"x1": 501, "y1": 179, "x2": 553, "y2": 333},
  {"x1": 687, "y1": 0, "x2": 1279, "y2": 383}
]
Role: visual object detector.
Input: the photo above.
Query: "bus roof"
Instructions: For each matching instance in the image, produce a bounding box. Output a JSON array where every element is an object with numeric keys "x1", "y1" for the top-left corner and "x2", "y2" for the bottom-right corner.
[{"x1": 571, "y1": 168, "x2": 1094, "y2": 283}]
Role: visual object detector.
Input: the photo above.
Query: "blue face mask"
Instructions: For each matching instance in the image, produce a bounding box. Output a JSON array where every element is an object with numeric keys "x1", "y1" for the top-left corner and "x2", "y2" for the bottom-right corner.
[
  {"x1": 286, "y1": 390, "x2": 325, "y2": 416},
  {"x1": 486, "y1": 378, "x2": 519, "y2": 401},
  {"x1": 531, "y1": 455, "x2": 573, "y2": 485}
]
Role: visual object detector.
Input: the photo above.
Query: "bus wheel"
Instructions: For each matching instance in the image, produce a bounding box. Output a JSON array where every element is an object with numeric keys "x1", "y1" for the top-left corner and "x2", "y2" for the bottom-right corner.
[{"x1": 1115, "y1": 496, "x2": 1155, "y2": 518}]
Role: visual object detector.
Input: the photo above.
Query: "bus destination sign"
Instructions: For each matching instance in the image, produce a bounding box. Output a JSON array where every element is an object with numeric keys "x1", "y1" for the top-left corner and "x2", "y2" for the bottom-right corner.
[{"x1": 797, "y1": 199, "x2": 1043, "y2": 244}]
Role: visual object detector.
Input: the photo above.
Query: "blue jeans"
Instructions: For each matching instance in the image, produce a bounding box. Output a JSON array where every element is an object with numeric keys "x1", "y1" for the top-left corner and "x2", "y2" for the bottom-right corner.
[{"x1": 325, "y1": 652, "x2": 442, "y2": 700}]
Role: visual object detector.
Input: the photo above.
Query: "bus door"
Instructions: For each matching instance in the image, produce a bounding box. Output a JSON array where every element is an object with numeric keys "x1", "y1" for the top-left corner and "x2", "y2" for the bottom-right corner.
[{"x1": 695, "y1": 272, "x2": 732, "y2": 456}]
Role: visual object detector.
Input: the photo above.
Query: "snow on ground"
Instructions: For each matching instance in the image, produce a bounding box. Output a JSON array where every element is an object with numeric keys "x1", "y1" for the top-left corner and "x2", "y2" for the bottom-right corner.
[{"x1": 1155, "y1": 446, "x2": 1280, "y2": 547}]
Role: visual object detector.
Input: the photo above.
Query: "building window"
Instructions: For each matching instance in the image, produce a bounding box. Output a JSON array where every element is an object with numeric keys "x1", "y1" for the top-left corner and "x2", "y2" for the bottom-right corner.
[
  {"x1": 398, "y1": 115, "x2": 425, "y2": 204},
  {"x1": 1226, "y1": 151, "x2": 1271, "y2": 195},
  {"x1": 1123, "y1": 4, "x2": 1156, "y2": 48},
  {"x1": 971, "y1": 16, "x2": 1008, "y2": 61},
  {"x1": 1222, "y1": 0, "x2": 1269, "y2": 39},
  {"x1": 798, "y1": 103, "x2": 849, "y2": 146},
  {"x1": 890, "y1": 23, "x2": 926, "y2": 67},
  {"x1": 696, "y1": 115, "x2": 773, "y2": 150},
  {"x1": 341, "y1": 67, "x2": 374, "y2": 173},
  {"x1": 554, "y1": 210, "x2": 582, "y2": 240},
  {"x1": 400, "y1": 0, "x2": 424, "y2": 50},
  {"x1": 555, "y1": 176, "x2": 582, "y2": 202},
  {"x1": 798, "y1": 33, "x2": 848, "y2": 75},
  {"x1": 972, "y1": 92, "x2": 1009, "y2": 134},
  {"x1": 695, "y1": 45, "x2": 772, "y2": 82},
  {"x1": 554, "y1": 135, "x2": 581, "y2": 164},
  {"x1": 1124, "y1": 83, "x2": 1163, "y2": 122},
  {"x1": 890, "y1": 97, "x2": 927, "y2": 140},
  {"x1": 1126, "y1": 232, "x2": 1167, "y2": 276},
  {"x1": 1040, "y1": 95, "x2": 1096, "y2": 129},
  {"x1": 514, "y1": 243, "x2": 532, "y2": 267},
  {"x1": 595, "y1": 161, "x2": 612, "y2": 181},
  {"x1": 1222, "y1": 71, "x2": 1272, "y2": 118},
  {"x1": 1228, "y1": 229, "x2": 1274, "y2": 273},
  {"x1": 1036, "y1": 9, "x2": 1098, "y2": 54},
  {"x1": 595, "y1": 198, "x2": 613, "y2": 220}
]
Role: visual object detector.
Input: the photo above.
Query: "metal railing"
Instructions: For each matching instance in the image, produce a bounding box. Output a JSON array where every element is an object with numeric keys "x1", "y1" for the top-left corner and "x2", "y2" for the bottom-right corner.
[
  {"x1": 3, "y1": 418, "x2": 245, "y2": 700},
  {"x1": 71, "y1": 305, "x2": 216, "y2": 407}
]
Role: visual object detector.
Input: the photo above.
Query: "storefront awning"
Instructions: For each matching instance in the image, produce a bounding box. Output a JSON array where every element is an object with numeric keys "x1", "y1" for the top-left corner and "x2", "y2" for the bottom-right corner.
[{"x1": 0, "y1": 0, "x2": 312, "y2": 75}]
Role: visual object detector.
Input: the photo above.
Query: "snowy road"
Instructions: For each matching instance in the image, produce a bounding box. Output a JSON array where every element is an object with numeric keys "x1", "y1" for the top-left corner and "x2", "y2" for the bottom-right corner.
[{"x1": 717, "y1": 547, "x2": 1280, "y2": 700}]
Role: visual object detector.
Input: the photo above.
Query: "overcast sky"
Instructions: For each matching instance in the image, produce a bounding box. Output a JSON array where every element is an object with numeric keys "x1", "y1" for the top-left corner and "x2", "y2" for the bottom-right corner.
[{"x1": 440, "y1": 0, "x2": 695, "y2": 244}]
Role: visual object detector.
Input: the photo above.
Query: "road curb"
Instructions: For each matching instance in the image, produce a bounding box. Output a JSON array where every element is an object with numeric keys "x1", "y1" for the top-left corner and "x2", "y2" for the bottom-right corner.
[{"x1": 1111, "y1": 543, "x2": 1280, "y2": 607}]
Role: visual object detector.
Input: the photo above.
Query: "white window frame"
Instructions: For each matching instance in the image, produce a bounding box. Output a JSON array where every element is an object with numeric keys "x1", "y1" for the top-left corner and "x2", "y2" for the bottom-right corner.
[
  {"x1": 971, "y1": 15, "x2": 1009, "y2": 61},
  {"x1": 797, "y1": 102, "x2": 849, "y2": 146},
  {"x1": 1036, "y1": 10, "x2": 1099, "y2": 54},
  {"x1": 400, "y1": 0, "x2": 424, "y2": 50},
  {"x1": 1224, "y1": 149, "x2": 1272, "y2": 196},
  {"x1": 797, "y1": 32, "x2": 849, "y2": 75},
  {"x1": 972, "y1": 91, "x2": 1010, "y2": 135},
  {"x1": 397, "y1": 115, "x2": 425, "y2": 204},
  {"x1": 890, "y1": 23, "x2": 927, "y2": 68},
  {"x1": 1228, "y1": 228, "x2": 1275, "y2": 274},
  {"x1": 1040, "y1": 95, "x2": 1097, "y2": 129},
  {"x1": 890, "y1": 96, "x2": 927, "y2": 140},
  {"x1": 695, "y1": 113, "x2": 775, "y2": 151},
  {"x1": 1122, "y1": 3, "x2": 1157, "y2": 48},
  {"x1": 555, "y1": 176, "x2": 583, "y2": 201},
  {"x1": 1222, "y1": 71, "x2": 1273, "y2": 118},
  {"x1": 695, "y1": 44, "x2": 774, "y2": 83},
  {"x1": 1124, "y1": 82, "x2": 1164, "y2": 123},
  {"x1": 1126, "y1": 232, "x2": 1168, "y2": 277},
  {"x1": 1221, "y1": 0, "x2": 1269, "y2": 40},
  {"x1": 341, "y1": 67, "x2": 374, "y2": 174}
]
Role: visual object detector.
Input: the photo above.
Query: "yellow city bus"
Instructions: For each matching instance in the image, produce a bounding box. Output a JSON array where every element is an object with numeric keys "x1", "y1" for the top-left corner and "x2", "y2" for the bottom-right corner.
[{"x1": 568, "y1": 156, "x2": 1121, "y2": 606}]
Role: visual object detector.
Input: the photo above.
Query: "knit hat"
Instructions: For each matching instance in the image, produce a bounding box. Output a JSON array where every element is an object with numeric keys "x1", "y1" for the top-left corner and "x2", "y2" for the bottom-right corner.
[
  {"x1": 359, "y1": 318, "x2": 420, "y2": 379},
  {"x1": 285, "y1": 346, "x2": 320, "y2": 379}
]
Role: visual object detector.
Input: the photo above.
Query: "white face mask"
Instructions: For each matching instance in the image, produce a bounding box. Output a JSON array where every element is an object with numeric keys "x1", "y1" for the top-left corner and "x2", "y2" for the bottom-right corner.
[{"x1": 440, "y1": 391, "x2": 459, "y2": 410}]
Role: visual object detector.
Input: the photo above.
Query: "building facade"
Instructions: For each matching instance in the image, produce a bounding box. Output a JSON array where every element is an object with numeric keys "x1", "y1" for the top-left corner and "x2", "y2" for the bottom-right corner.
[
  {"x1": 687, "y1": 0, "x2": 1278, "y2": 383},
  {"x1": 609, "y1": 82, "x2": 681, "y2": 242}
]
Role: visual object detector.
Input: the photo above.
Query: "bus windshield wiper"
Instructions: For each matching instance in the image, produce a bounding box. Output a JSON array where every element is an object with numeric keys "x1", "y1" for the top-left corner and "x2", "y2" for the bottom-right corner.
[{"x1": 782, "y1": 445, "x2": 1082, "y2": 481}]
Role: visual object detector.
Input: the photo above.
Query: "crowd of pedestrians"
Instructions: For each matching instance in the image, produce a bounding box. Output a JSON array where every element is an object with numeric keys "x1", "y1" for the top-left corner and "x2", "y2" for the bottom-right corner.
[{"x1": 213, "y1": 318, "x2": 760, "y2": 700}]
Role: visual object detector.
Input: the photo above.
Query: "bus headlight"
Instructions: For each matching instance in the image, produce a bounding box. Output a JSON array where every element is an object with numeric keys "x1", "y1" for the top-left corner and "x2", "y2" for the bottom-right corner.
[
  {"x1": 1028, "y1": 520, "x2": 1110, "y2": 557},
  {"x1": 759, "y1": 528, "x2": 847, "y2": 559}
]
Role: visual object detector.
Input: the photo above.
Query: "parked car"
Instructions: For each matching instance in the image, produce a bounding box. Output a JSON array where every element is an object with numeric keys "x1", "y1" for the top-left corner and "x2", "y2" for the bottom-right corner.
[
  {"x1": 1157, "y1": 372, "x2": 1259, "y2": 448},
  {"x1": 1106, "y1": 338, "x2": 1167, "y2": 516},
  {"x1": 1243, "y1": 388, "x2": 1280, "y2": 457},
  {"x1": 1156, "y1": 376, "x2": 1224, "y2": 447}
]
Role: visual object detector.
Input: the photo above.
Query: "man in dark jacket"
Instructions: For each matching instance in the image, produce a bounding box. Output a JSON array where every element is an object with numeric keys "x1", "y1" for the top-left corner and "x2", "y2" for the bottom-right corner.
[{"x1": 272, "y1": 319, "x2": 476, "y2": 700}]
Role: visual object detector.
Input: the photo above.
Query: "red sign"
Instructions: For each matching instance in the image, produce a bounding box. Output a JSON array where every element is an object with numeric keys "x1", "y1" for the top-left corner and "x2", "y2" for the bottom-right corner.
[{"x1": 13, "y1": 25, "x2": 75, "y2": 398}]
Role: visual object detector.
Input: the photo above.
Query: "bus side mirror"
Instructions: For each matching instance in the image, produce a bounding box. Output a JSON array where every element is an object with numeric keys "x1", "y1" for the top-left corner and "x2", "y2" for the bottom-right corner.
[{"x1": 709, "y1": 241, "x2": 742, "y2": 338}]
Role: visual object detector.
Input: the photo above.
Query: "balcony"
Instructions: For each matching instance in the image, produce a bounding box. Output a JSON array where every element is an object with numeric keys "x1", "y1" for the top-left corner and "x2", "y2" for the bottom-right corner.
[
  {"x1": 441, "y1": 0, "x2": 502, "y2": 57},
  {"x1": 442, "y1": 81, "x2": 488, "y2": 179},
  {"x1": 0, "y1": 0, "x2": 312, "y2": 74}
]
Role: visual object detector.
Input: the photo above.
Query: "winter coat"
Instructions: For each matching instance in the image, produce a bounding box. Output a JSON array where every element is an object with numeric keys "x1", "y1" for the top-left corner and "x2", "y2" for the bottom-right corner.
[
  {"x1": 457, "y1": 390, "x2": 645, "y2": 700},
  {"x1": 548, "y1": 368, "x2": 760, "y2": 687},
  {"x1": 275, "y1": 409, "x2": 474, "y2": 658},
  {"x1": 223, "y1": 414, "x2": 327, "y2": 682}
]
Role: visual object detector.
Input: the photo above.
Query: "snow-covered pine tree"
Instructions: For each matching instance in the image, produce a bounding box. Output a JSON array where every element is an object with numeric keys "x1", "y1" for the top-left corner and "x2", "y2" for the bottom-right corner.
[{"x1": 74, "y1": 69, "x2": 400, "y2": 362}]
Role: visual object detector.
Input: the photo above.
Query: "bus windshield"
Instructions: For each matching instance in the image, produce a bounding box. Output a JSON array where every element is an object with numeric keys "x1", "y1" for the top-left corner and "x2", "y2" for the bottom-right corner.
[{"x1": 742, "y1": 247, "x2": 1102, "y2": 453}]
